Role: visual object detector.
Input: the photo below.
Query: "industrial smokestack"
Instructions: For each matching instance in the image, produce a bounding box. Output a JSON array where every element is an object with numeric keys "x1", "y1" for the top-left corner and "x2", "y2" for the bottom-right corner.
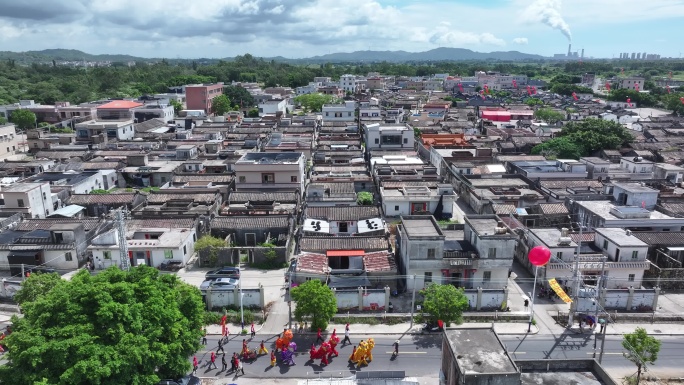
[
  {"x1": 581, "y1": 49, "x2": 584, "y2": 59},
  {"x1": 567, "y1": 44, "x2": 572, "y2": 57}
]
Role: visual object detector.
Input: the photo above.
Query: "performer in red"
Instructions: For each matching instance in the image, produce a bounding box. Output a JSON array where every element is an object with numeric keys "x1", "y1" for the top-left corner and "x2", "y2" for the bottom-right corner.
[
  {"x1": 309, "y1": 343, "x2": 317, "y2": 360},
  {"x1": 270, "y1": 350, "x2": 277, "y2": 366},
  {"x1": 241, "y1": 338, "x2": 248, "y2": 355},
  {"x1": 316, "y1": 328, "x2": 324, "y2": 343}
]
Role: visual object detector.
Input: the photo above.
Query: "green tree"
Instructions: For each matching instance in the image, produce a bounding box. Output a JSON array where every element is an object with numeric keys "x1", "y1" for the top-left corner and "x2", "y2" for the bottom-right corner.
[
  {"x1": 622, "y1": 327, "x2": 661, "y2": 384},
  {"x1": 10, "y1": 109, "x2": 36, "y2": 130},
  {"x1": 290, "y1": 280, "x2": 337, "y2": 331},
  {"x1": 531, "y1": 137, "x2": 584, "y2": 159},
  {"x1": 0, "y1": 267, "x2": 204, "y2": 385},
  {"x1": 211, "y1": 94, "x2": 232, "y2": 115},
  {"x1": 356, "y1": 191, "x2": 373, "y2": 205},
  {"x1": 223, "y1": 85, "x2": 254, "y2": 107},
  {"x1": 195, "y1": 235, "x2": 227, "y2": 266},
  {"x1": 560, "y1": 118, "x2": 634, "y2": 154},
  {"x1": 421, "y1": 283, "x2": 469, "y2": 326},
  {"x1": 294, "y1": 93, "x2": 336, "y2": 113},
  {"x1": 169, "y1": 99, "x2": 183, "y2": 115},
  {"x1": 525, "y1": 98, "x2": 544, "y2": 106},
  {"x1": 534, "y1": 108, "x2": 565, "y2": 124},
  {"x1": 248, "y1": 108, "x2": 260, "y2": 118},
  {"x1": 664, "y1": 93, "x2": 684, "y2": 115},
  {"x1": 549, "y1": 83, "x2": 593, "y2": 96}
]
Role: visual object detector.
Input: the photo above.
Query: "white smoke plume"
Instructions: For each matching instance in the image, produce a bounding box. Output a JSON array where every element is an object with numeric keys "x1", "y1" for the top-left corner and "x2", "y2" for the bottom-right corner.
[{"x1": 522, "y1": 0, "x2": 572, "y2": 42}]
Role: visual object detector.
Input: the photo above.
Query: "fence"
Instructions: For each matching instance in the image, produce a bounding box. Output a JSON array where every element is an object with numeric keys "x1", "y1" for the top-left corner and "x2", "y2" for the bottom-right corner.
[
  {"x1": 204, "y1": 286, "x2": 265, "y2": 310},
  {"x1": 0, "y1": 279, "x2": 21, "y2": 299},
  {"x1": 464, "y1": 287, "x2": 509, "y2": 311},
  {"x1": 334, "y1": 287, "x2": 390, "y2": 311}
]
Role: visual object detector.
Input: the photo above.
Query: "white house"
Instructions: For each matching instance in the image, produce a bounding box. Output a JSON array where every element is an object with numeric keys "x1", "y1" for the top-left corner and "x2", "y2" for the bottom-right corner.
[
  {"x1": 593, "y1": 228, "x2": 650, "y2": 289},
  {"x1": 339, "y1": 74, "x2": 358, "y2": 93},
  {"x1": 0, "y1": 123, "x2": 21, "y2": 160},
  {"x1": 0, "y1": 182, "x2": 56, "y2": 218},
  {"x1": 258, "y1": 99, "x2": 288, "y2": 116},
  {"x1": 322, "y1": 101, "x2": 356, "y2": 123},
  {"x1": 75, "y1": 119, "x2": 135, "y2": 141},
  {"x1": 234, "y1": 152, "x2": 306, "y2": 194},
  {"x1": 463, "y1": 215, "x2": 518, "y2": 289},
  {"x1": 619, "y1": 156, "x2": 654, "y2": 175},
  {"x1": 381, "y1": 183, "x2": 455, "y2": 218},
  {"x1": 88, "y1": 227, "x2": 197, "y2": 269},
  {"x1": 364, "y1": 123, "x2": 414, "y2": 151}
]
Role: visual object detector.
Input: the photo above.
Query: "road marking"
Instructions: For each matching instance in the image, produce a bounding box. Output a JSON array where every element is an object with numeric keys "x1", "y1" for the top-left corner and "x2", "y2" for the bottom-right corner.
[
  {"x1": 384, "y1": 352, "x2": 427, "y2": 354},
  {"x1": 510, "y1": 352, "x2": 526, "y2": 354},
  {"x1": 587, "y1": 352, "x2": 622, "y2": 355}
]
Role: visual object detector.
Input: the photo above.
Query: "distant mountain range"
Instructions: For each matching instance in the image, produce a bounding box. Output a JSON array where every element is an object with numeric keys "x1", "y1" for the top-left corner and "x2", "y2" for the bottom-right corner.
[{"x1": 0, "y1": 47, "x2": 546, "y2": 64}]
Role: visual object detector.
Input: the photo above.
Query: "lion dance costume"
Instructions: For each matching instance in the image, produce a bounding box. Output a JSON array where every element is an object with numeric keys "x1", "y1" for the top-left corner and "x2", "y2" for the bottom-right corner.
[
  {"x1": 350, "y1": 338, "x2": 375, "y2": 367},
  {"x1": 281, "y1": 342, "x2": 297, "y2": 366}
]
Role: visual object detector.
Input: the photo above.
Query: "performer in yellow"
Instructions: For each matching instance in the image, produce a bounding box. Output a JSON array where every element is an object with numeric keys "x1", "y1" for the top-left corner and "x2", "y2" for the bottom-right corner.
[
  {"x1": 365, "y1": 338, "x2": 375, "y2": 362},
  {"x1": 258, "y1": 340, "x2": 269, "y2": 355}
]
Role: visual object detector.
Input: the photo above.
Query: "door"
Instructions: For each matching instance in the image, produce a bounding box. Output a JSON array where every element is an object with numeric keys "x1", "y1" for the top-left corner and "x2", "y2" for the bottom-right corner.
[
  {"x1": 245, "y1": 233, "x2": 256, "y2": 247},
  {"x1": 450, "y1": 272, "x2": 462, "y2": 287}
]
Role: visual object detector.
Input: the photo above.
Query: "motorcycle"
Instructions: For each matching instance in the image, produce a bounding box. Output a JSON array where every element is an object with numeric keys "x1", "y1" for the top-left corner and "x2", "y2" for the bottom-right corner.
[{"x1": 421, "y1": 322, "x2": 442, "y2": 333}]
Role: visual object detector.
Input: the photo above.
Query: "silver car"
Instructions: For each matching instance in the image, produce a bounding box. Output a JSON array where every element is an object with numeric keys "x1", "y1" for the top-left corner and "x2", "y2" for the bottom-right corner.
[{"x1": 199, "y1": 277, "x2": 239, "y2": 292}]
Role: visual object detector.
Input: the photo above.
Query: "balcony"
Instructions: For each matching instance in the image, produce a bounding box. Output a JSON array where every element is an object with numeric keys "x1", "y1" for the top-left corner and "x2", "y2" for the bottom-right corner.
[{"x1": 443, "y1": 251, "x2": 478, "y2": 268}]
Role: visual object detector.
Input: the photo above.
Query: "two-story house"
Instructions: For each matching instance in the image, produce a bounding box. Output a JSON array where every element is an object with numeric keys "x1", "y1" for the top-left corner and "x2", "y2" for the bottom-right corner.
[
  {"x1": 0, "y1": 182, "x2": 56, "y2": 218},
  {"x1": 364, "y1": 123, "x2": 414, "y2": 151},
  {"x1": 322, "y1": 101, "x2": 356, "y2": 123},
  {"x1": 593, "y1": 228, "x2": 650, "y2": 288},
  {"x1": 463, "y1": 215, "x2": 518, "y2": 289},
  {"x1": 380, "y1": 183, "x2": 455, "y2": 218},
  {"x1": 611, "y1": 182, "x2": 659, "y2": 210},
  {"x1": 303, "y1": 206, "x2": 384, "y2": 236},
  {"x1": 619, "y1": 156, "x2": 654, "y2": 176},
  {"x1": 234, "y1": 152, "x2": 306, "y2": 194}
]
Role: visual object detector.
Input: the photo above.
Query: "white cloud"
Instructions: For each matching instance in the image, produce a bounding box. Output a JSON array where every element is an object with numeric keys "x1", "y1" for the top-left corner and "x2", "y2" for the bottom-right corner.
[{"x1": 512, "y1": 37, "x2": 529, "y2": 45}]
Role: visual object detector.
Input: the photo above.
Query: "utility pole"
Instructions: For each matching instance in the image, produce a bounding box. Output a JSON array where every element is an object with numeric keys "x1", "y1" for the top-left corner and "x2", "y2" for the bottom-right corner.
[
  {"x1": 21, "y1": 264, "x2": 25, "y2": 282},
  {"x1": 598, "y1": 318, "x2": 608, "y2": 363},
  {"x1": 409, "y1": 275, "x2": 417, "y2": 327},
  {"x1": 115, "y1": 210, "x2": 130, "y2": 271},
  {"x1": 594, "y1": 257, "x2": 607, "y2": 321},
  {"x1": 568, "y1": 225, "x2": 583, "y2": 328}
]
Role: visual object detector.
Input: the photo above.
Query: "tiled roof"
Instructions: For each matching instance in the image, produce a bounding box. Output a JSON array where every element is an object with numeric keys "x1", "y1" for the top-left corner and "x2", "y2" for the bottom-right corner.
[
  {"x1": 68, "y1": 193, "x2": 138, "y2": 205},
  {"x1": 128, "y1": 218, "x2": 195, "y2": 229},
  {"x1": 538, "y1": 203, "x2": 569, "y2": 215},
  {"x1": 363, "y1": 251, "x2": 397, "y2": 273},
  {"x1": 492, "y1": 204, "x2": 516, "y2": 215},
  {"x1": 147, "y1": 193, "x2": 217, "y2": 204},
  {"x1": 632, "y1": 231, "x2": 684, "y2": 246},
  {"x1": 305, "y1": 206, "x2": 381, "y2": 221},
  {"x1": 320, "y1": 182, "x2": 355, "y2": 194},
  {"x1": 500, "y1": 216, "x2": 524, "y2": 230},
  {"x1": 211, "y1": 216, "x2": 289, "y2": 230},
  {"x1": 35, "y1": 151, "x2": 87, "y2": 159},
  {"x1": 540, "y1": 180, "x2": 603, "y2": 189},
  {"x1": 299, "y1": 236, "x2": 389, "y2": 252},
  {"x1": 0, "y1": 243, "x2": 75, "y2": 251},
  {"x1": 229, "y1": 192, "x2": 298, "y2": 203},
  {"x1": 659, "y1": 203, "x2": 684, "y2": 216},
  {"x1": 97, "y1": 100, "x2": 143, "y2": 109},
  {"x1": 382, "y1": 181, "x2": 440, "y2": 188},
  {"x1": 295, "y1": 253, "x2": 329, "y2": 274},
  {"x1": 570, "y1": 232, "x2": 595, "y2": 243},
  {"x1": 16, "y1": 219, "x2": 102, "y2": 232},
  {"x1": 173, "y1": 175, "x2": 233, "y2": 183}
]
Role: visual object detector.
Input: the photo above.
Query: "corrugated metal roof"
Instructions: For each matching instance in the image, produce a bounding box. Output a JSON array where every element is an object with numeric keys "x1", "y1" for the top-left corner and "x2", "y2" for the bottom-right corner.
[
  {"x1": 299, "y1": 236, "x2": 389, "y2": 252},
  {"x1": 305, "y1": 206, "x2": 381, "y2": 221},
  {"x1": 16, "y1": 219, "x2": 102, "y2": 232},
  {"x1": 49, "y1": 205, "x2": 85, "y2": 218},
  {"x1": 212, "y1": 216, "x2": 289, "y2": 230}
]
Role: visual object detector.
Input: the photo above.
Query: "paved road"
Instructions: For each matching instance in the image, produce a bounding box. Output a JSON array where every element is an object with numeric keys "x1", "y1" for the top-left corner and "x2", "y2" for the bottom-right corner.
[
  {"x1": 193, "y1": 334, "x2": 442, "y2": 379},
  {"x1": 499, "y1": 334, "x2": 683, "y2": 376}
]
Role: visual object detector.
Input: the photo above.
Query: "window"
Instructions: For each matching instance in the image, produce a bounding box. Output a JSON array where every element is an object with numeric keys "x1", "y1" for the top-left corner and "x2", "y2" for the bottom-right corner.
[
  {"x1": 339, "y1": 222, "x2": 349, "y2": 233},
  {"x1": 628, "y1": 274, "x2": 635, "y2": 282},
  {"x1": 374, "y1": 138, "x2": 379, "y2": 144},
  {"x1": 262, "y1": 173, "x2": 275, "y2": 184},
  {"x1": 65, "y1": 252, "x2": 73, "y2": 262},
  {"x1": 427, "y1": 249, "x2": 436, "y2": 259},
  {"x1": 183, "y1": 245, "x2": 187, "y2": 255},
  {"x1": 164, "y1": 250, "x2": 174, "y2": 259},
  {"x1": 239, "y1": 176, "x2": 246, "y2": 183},
  {"x1": 603, "y1": 240, "x2": 608, "y2": 249},
  {"x1": 424, "y1": 272, "x2": 432, "y2": 283},
  {"x1": 488, "y1": 248, "x2": 497, "y2": 258},
  {"x1": 17, "y1": 199, "x2": 24, "y2": 208},
  {"x1": 394, "y1": 205, "x2": 399, "y2": 211},
  {"x1": 403, "y1": 138, "x2": 408, "y2": 144},
  {"x1": 291, "y1": 176, "x2": 298, "y2": 183},
  {"x1": 483, "y1": 271, "x2": 491, "y2": 282},
  {"x1": 103, "y1": 251, "x2": 111, "y2": 260},
  {"x1": 556, "y1": 251, "x2": 563, "y2": 259},
  {"x1": 631, "y1": 251, "x2": 638, "y2": 259},
  {"x1": 381, "y1": 135, "x2": 402, "y2": 145}
]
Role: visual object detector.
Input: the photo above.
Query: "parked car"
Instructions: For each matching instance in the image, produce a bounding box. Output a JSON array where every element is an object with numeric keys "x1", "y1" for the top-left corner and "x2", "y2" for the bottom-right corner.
[
  {"x1": 26, "y1": 266, "x2": 57, "y2": 275},
  {"x1": 205, "y1": 266, "x2": 240, "y2": 280},
  {"x1": 158, "y1": 260, "x2": 184, "y2": 272},
  {"x1": 156, "y1": 375, "x2": 201, "y2": 385},
  {"x1": 199, "y1": 277, "x2": 239, "y2": 292}
]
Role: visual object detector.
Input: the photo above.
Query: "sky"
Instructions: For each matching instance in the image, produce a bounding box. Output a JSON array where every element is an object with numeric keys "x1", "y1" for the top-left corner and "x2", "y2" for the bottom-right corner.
[{"x1": 0, "y1": 0, "x2": 683, "y2": 59}]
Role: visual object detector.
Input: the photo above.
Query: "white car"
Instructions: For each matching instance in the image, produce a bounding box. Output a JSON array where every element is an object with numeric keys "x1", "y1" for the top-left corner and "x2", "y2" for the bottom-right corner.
[{"x1": 199, "y1": 277, "x2": 239, "y2": 292}]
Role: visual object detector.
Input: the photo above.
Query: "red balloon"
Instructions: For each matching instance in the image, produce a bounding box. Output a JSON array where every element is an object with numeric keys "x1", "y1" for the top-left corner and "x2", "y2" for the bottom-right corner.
[
  {"x1": 572, "y1": 92, "x2": 578, "y2": 101},
  {"x1": 528, "y1": 246, "x2": 551, "y2": 266},
  {"x1": 605, "y1": 82, "x2": 611, "y2": 91},
  {"x1": 680, "y1": 97, "x2": 684, "y2": 104}
]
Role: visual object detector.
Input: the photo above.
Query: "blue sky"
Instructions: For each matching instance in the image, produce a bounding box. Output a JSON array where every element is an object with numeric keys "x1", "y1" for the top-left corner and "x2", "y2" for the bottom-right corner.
[{"x1": 0, "y1": 0, "x2": 682, "y2": 58}]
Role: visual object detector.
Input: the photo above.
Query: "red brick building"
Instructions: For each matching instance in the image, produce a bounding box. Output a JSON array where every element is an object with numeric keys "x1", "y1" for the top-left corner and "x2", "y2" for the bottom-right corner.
[{"x1": 185, "y1": 82, "x2": 224, "y2": 113}]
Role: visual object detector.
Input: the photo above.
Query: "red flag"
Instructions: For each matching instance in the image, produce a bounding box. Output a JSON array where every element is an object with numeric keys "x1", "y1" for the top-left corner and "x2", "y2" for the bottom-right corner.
[
  {"x1": 512, "y1": 80, "x2": 517, "y2": 88},
  {"x1": 572, "y1": 92, "x2": 578, "y2": 101},
  {"x1": 484, "y1": 84, "x2": 490, "y2": 94},
  {"x1": 479, "y1": 90, "x2": 485, "y2": 100},
  {"x1": 458, "y1": 83, "x2": 464, "y2": 93},
  {"x1": 605, "y1": 82, "x2": 611, "y2": 91},
  {"x1": 532, "y1": 86, "x2": 537, "y2": 94},
  {"x1": 680, "y1": 97, "x2": 684, "y2": 105},
  {"x1": 635, "y1": 83, "x2": 640, "y2": 92},
  {"x1": 526, "y1": 85, "x2": 532, "y2": 95},
  {"x1": 627, "y1": 97, "x2": 632, "y2": 107}
]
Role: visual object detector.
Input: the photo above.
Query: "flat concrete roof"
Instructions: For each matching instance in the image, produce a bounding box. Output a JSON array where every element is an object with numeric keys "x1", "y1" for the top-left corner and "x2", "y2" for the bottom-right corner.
[
  {"x1": 530, "y1": 228, "x2": 578, "y2": 248},
  {"x1": 594, "y1": 228, "x2": 649, "y2": 247},
  {"x1": 445, "y1": 328, "x2": 517, "y2": 374},
  {"x1": 612, "y1": 182, "x2": 658, "y2": 193},
  {"x1": 401, "y1": 216, "x2": 442, "y2": 238}
]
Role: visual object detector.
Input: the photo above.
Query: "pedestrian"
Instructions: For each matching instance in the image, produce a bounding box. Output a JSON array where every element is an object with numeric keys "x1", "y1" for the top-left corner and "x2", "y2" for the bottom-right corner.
[
  {"x1": 393, "y1": 340, "x2": 399, "y2": 356},
  {"x1": 348, "y1": 345, "x2": 357, "y2": 363},
  {"x1": 236, "y1": 356, "x2": 245, "y2": 375},
  {"x1": 251, "y1": 322, "x2": 256, "y2": 338},
  {"x1": 202, "y1": 328, "x2": 207, "y2": 345},
  {"x1": 192, "y1": 356, "x2": 198, "y2": 374},
  {"x1": 316, "y1": 327, "x2": 324, "y2": 344},
  {"x1": 524, "y1": 298, "x2": 529, "y2": 310},
  {"x1": 342, "y1": 326, "x2": 351, "y2": 345},
  {"x1": 221, "y1": 354, "x2": 227, "y2": 372},
  {"x1": 304, "y1": 321, "x2": 308, "y2": 331},
  {"x1": 217, "y1": 338, "x2": 225, "y2": 354},
  {"x1": 209, "y1": 351, "x2": 217, "y2": 369},
  {"x1": 599, "y1": 322, "x2": 605, "y2": 333},
  {"x1": 298, "y1": 321, "x2": 303, "y2": 333},
  {"x1": 231, "y1": 353, "x2": 238, "y2": 372}
]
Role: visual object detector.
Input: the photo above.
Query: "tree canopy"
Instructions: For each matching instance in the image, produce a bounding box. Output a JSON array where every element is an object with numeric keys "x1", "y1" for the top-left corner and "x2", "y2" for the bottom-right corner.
[
  {"x1": 294, "y1": 93, "x2": 337, "y2": 113},
  {"x1": 195, "y1": 235, "x2": 227, "y2": 266},
  {"x1": 0, "y1": 267, "x2": 204, "y2": 385},
  {"x1": 10, "y1": 109, "x2": 36, "y2": 130},
  {"x1": 421, "y1": 283, "x2": 469, "y2": 326},
  {"x1": 223, "y1": 85, "x2": 255, "y2": 108},
  {"x1": 290, "y1": 280, "x2": 337, "y2": 330},
  {"x1": 607, "y1": 88, "x2": 659, "y2": 107},
  {"x1": 531, "y1": 118, "x2": 634, "y2": 159},
  {"x1": 356, "y1": 191, "x2": 373, "y2": 205},
  {"x1": 622, "y1": 327, "x2": 661, "y2": 384},
  {"x1": 211, "y1": 94, "x2": 232, "y2": 115},
  {"x1": 533, "y1": 107, "x2": 565, "y2": 124}
]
